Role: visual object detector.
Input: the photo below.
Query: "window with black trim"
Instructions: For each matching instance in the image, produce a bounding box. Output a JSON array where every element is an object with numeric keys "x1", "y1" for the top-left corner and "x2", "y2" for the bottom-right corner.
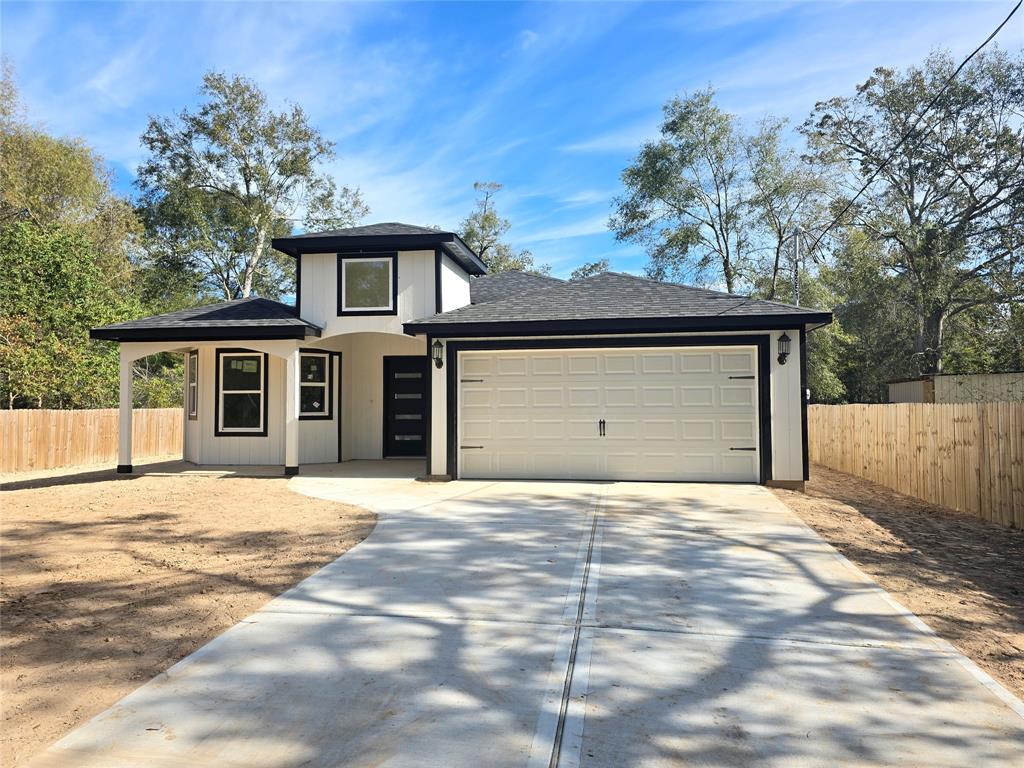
[
  {"x1": 217, "y1": 351, "x2": 266, "y2": 434},
  {"x1": 187, "y1": 350, "x2": 198, "y2": 420},
  {"x1": 338, "y1": 254, "x2": 396, "y2": 314},
  {"x1": 300, "y1": 352, "x2": 331, "y2": 419}
]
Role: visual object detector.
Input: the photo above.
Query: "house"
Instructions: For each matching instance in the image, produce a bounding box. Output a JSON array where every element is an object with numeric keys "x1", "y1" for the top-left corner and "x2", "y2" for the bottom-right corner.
[
  {"x1": 91, "y1": 223, "x2": 832, "y2": 488},
  {"x1": 887, "y1": 372, "x2": 1024, "y2": 403}
]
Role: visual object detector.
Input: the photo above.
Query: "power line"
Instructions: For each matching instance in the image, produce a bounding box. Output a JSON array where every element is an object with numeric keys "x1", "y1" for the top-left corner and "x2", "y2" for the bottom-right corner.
[{"x1": 805, "y1": 0, "x2": 1022, "y2": 256}]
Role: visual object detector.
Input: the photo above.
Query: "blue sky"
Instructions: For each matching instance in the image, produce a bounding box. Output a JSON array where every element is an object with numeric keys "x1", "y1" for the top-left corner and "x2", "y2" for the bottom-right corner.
[{"x1": 3, "y1": 1, "x2": 1021, "y2": 278}]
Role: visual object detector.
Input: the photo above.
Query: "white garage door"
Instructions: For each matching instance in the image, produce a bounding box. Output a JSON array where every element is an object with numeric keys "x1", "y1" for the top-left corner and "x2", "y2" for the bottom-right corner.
[{"x1": 458, "y1": 346, "x2": 761, "y2": 482}]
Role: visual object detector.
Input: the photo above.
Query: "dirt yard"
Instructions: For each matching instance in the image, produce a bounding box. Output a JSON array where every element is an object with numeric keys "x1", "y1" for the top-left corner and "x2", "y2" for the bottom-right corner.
[
  {"x1": 773, "y1": 464, "x2": 1024, "y2": 700},
  {"x1": 0, "y1": 461, "x2": 375, "y2": 768}
]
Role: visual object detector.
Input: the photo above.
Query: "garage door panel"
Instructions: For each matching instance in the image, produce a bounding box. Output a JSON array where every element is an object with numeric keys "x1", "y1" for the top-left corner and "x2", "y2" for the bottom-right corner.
[{"x1": 459, "y1": 346, "x2": 759, "y2": 482}]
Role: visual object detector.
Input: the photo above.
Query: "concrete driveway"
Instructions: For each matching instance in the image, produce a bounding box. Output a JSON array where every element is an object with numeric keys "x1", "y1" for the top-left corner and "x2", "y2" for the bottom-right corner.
[{"x1": 31, "y1": 464, "x2": 1024, "y2": 767}]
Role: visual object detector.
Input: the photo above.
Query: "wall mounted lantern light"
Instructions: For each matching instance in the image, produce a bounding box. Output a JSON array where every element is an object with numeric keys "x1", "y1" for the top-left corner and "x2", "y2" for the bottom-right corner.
[
  {"x1": 777, "y1": 332, "x2": 791, "y2": 365},
  {"x1": 431, "y1": 339, "x2": 444, "y2": 369}
]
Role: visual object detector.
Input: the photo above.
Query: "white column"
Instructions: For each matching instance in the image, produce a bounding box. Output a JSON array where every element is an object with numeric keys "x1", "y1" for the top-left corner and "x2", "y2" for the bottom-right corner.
[
  {"x1": 118, "y1": 347, "x2": 133, "y2": 473},
  {"x1": 284, "y1": 348, "x2": 300, "y2": 475}
]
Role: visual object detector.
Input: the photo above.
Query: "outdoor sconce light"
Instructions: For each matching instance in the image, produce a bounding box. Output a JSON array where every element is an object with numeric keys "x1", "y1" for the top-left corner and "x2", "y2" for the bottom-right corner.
[
  {"x1": 777, "y1": 332, "x2": 791, "y2": 365},
  {"x1": 431, "y1": 339, "x2": 444, "y2": 369}
]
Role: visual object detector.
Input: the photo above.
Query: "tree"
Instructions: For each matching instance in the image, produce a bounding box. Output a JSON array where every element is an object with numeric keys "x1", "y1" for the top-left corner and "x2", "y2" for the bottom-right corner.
[
  {"x1": 1, "y1": 63, "x2": 139, "y2": 281},
  {"x1": 137, "y1": 71, "x2": 368, "y2": 300},
  {"x1": 0, "y1": 222, "x2": 140, "y2": 408},
  {"x1": 460, "y1": 182, "x2": 549, "y2": 274},
  {"x1": 610, "y1": 89, "x2": 752, "y2": 293},
  {"x1": 803, "y1": 49, "x2": 1024, "y2": 374},
  {"x1": 569, "y1": 258, "x2": 611, "y2": 281},
  {"x1": 745, "y1": 117, "x2": 833, "y2": 299}
]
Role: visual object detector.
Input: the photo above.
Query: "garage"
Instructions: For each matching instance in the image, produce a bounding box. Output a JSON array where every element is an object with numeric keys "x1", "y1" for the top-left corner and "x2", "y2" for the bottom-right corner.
[{"x1": 457, "y1": 345, "x2": 764, "y2": 482}]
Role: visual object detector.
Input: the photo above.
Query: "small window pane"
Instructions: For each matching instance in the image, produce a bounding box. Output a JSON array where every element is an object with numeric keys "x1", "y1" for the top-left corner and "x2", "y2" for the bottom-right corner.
[
  {"x1": 344, "y1": 259, "x2": 391, "y2": 309},
  {"x1": 301, "y1": 355, "x2": 327, "y2": 383},
  {"x1": 188, "y1": 352, "x2": 198, "y2": 385},
  {"x1": 301, "y1": 385, "x2": 327, "y2": 414},
  {"x1": 222, "y1": 393, "x2": 261, "y2": 428},
  {"x1": 188, "y1": 385, "x2": 197, "y2": 416},
  {"x1": 223, "y1": 356, "x2": 261, "y2": 391}
]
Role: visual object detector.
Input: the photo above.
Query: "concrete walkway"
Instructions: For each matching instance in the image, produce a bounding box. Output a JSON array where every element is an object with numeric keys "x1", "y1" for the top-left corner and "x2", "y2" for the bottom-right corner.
[{"x1": 31, "y1": 464, "x2": 1024, "y2": 767}]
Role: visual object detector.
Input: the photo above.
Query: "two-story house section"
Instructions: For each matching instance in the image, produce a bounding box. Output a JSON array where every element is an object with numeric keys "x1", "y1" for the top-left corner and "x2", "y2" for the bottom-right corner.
[{"x1": 92, "y1": 222, "x2": 831, "y2": 489}]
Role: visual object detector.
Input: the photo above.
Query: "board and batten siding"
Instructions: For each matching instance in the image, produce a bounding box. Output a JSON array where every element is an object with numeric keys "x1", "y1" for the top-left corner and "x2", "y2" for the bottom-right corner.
[
  {"x1": 299, "y1": 354, "x2": 341, "y2": 464},
  {"x1": 299, "y1": 250, "x2": 457, "y2": 334},
  {"x1": 429, "y1": 330, "x2": 806, "y2": 482}
]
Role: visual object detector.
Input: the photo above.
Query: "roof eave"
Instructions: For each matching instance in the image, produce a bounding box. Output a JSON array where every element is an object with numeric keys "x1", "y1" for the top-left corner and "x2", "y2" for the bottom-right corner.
[
  {"x1": 403, "y1": 312, "x2": 833, "y2": 338},
  {"x1": 89, "y1": 325, "x2": 321, "y2": 343},
  {"x1": 271, "y1": 232, "x2": 487, "y2": 275}
]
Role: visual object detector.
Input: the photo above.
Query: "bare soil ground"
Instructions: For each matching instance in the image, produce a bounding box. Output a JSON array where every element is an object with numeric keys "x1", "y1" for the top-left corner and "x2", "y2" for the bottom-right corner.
[
  {"x1": 773, "y1": 464, "x2": 1024, "y2": 700},
  {"x1": 0, "y1": 461, "x2": 375, "y2": 768}
]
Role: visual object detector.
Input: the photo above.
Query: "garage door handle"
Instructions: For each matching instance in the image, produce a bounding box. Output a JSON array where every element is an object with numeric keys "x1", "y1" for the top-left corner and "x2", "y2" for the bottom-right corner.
[
  {"x1": 599, "y1": 418, "x2": 606, "y2": 437},
  {"x1": 460, "y1": 378, "x2": 484, "y2": 383},
  {"x1": 460, "y1": 445, "x2": 484, "y2": 449},
  {"x1": 728, "y1": 375, "x2": 755, "y2": 380},
  {"x1": 730, "y1": 447, "x2": 756, "y2": 451}
]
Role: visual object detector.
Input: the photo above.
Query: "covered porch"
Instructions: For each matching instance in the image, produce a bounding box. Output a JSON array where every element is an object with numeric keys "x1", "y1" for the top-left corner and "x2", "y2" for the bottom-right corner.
[{"x1": 91, "y1": 299, "x2": 428, "y2": 476}]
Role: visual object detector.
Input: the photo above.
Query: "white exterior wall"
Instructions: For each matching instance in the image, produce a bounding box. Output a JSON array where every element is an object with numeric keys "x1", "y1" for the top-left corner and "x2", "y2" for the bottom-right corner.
[
  {"x1": 299, "y1": 250, "x2": 437, "y2": 334},
  {"x1": 439, "y1": 254, "x2": 471, "y2": 312},
  {"x1": 190, "y1": 345, "x2": 286, "y2": 466},
  {"x1": 425, "y1": 329, "x2": 807, "y2": 483}
]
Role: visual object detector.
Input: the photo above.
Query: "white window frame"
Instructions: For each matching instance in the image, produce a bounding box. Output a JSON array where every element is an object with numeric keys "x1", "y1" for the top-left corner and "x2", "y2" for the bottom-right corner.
[
  {"x1": 187, "y1": 350, "x2": 198, "y2": 420},
  {"x1": 339, "y1": 255, "x2": 394, "y2": 313},
  {"x1": 299, "y1": 352, "x2": 331, "y2": 419},
  {"x1": 217, "y1": 351, "x2": 266, "y2": 435}
]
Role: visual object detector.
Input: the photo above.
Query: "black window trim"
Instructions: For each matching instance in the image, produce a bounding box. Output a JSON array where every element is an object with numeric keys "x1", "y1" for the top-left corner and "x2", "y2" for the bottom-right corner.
[
  {"x1": 214, "y1": 348, "x2": 270, "y2": 437},
  {"x1": 299, "y1": 350, "x2": 334, "y2": 421},
  {"x1": 336, "y1": 251, "x2": 399, "y2": 316},
  {"x1": 187, "y1": 350, "x2": 198, "y2": 421}
]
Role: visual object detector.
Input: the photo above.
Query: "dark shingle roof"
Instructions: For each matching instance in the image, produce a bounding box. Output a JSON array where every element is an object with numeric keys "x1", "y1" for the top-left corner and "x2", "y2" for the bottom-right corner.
[
  {"x1": 406, "y1": 272, "x2": 832, "y2": 335},
  {"x1": 91, "y1": 297, "x2": 322, "y2": 342},
  {"x1": 271, "y1": 222, "x2": 486, "y2": 276},
  {"x1": 470, "y1": 271, "x2": 564, "y2": 304}
]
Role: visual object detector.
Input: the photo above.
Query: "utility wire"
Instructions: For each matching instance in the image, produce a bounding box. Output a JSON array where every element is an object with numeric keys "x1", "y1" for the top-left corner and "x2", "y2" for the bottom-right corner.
[{"x1": 805, "y1": 0, "x2": 1023, "y2": 256}]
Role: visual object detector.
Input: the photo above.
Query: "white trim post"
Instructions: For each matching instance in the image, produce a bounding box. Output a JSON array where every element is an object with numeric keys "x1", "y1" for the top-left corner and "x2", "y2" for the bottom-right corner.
[
  {"x1": 284, "y1": 348, "x2": 300, "y2": 475},
  {"x1": 117, "y1": 347, "x2": 133, "y2": 473}
]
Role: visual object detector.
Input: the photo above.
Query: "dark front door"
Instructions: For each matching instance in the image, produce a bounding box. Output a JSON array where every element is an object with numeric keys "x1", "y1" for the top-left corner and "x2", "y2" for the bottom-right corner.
[{"x1": 383, "y1": 356, "x2": 429, "y2": 457}]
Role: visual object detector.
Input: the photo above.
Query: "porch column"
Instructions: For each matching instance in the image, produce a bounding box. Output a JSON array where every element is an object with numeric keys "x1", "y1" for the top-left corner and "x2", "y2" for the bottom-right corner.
[
  {"x1": 117, "y1": 347, "x2": 133, "y2": 473},
  {"x1": 284, "y1": 348, "x2": 300, "y2": 476}
]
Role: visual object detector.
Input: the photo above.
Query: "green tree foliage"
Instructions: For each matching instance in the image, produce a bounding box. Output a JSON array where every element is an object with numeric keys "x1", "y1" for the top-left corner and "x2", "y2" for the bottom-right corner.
[
  {"x1": 137, "y1": 71, "x2": 369, "y2": 300},
  {"x1": 611, "y1": 90, "x2": 829, "y2": 295},
  {"x1": 803, "y1": 49, "x2": 1024, "y2": 374},
  {"x1": 460, "y1": 182, "x2": 549, "y2": 274},
  {"x1": 569, "y1": 258, "x2": 611, "y2": 281},
  {"x1": 0, "y1": 223, "x2": 140, "y2": 408}
]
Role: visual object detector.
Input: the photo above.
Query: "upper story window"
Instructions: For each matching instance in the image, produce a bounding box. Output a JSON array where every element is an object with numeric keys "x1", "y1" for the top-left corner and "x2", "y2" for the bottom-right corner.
[
  {"x1": 300, "y1": 352, "x2": 332, "y2": 419},
  {"x1": 337, "y1": 253, "x2": 397, "y2": 315},
  {"x1": 216, "y1": 350, "x2": 267, "y2": 436},
  {"x1": 187, "y1": 350, "x2": 198, "y2": 420}
]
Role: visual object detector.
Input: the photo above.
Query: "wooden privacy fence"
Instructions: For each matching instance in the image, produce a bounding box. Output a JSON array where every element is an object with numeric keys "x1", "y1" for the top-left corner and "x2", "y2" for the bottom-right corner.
[
  {"x1": 808, "y1": 404, "x2": 1024, "y2": 528},
  {"x1": 0, "y1": 408, "x2": 183, "y2": 474}
]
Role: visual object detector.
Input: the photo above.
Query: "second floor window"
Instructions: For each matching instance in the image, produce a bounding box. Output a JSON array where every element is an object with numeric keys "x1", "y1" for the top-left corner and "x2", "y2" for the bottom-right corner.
[{"x1": 338, "y1": 254, "x2": 396, "y2": 314}]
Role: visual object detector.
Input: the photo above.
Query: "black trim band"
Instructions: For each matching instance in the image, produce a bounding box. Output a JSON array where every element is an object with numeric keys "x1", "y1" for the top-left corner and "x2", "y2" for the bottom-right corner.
[
  {"x1": 444, "y1": 335, "x2": 773, "y2": 484},
  {"x1": 284, "y1": 465, "x2": 299, "y2": 476},
  {"x1": 90, "y1": 326, "x2": 320, "y2": 342},
  {"x1": 405, "y1": 313, "x2": 831, "y2": 337},
  {"x1": 116, "y1": 464, "x2": 133, "y2": 474}
]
